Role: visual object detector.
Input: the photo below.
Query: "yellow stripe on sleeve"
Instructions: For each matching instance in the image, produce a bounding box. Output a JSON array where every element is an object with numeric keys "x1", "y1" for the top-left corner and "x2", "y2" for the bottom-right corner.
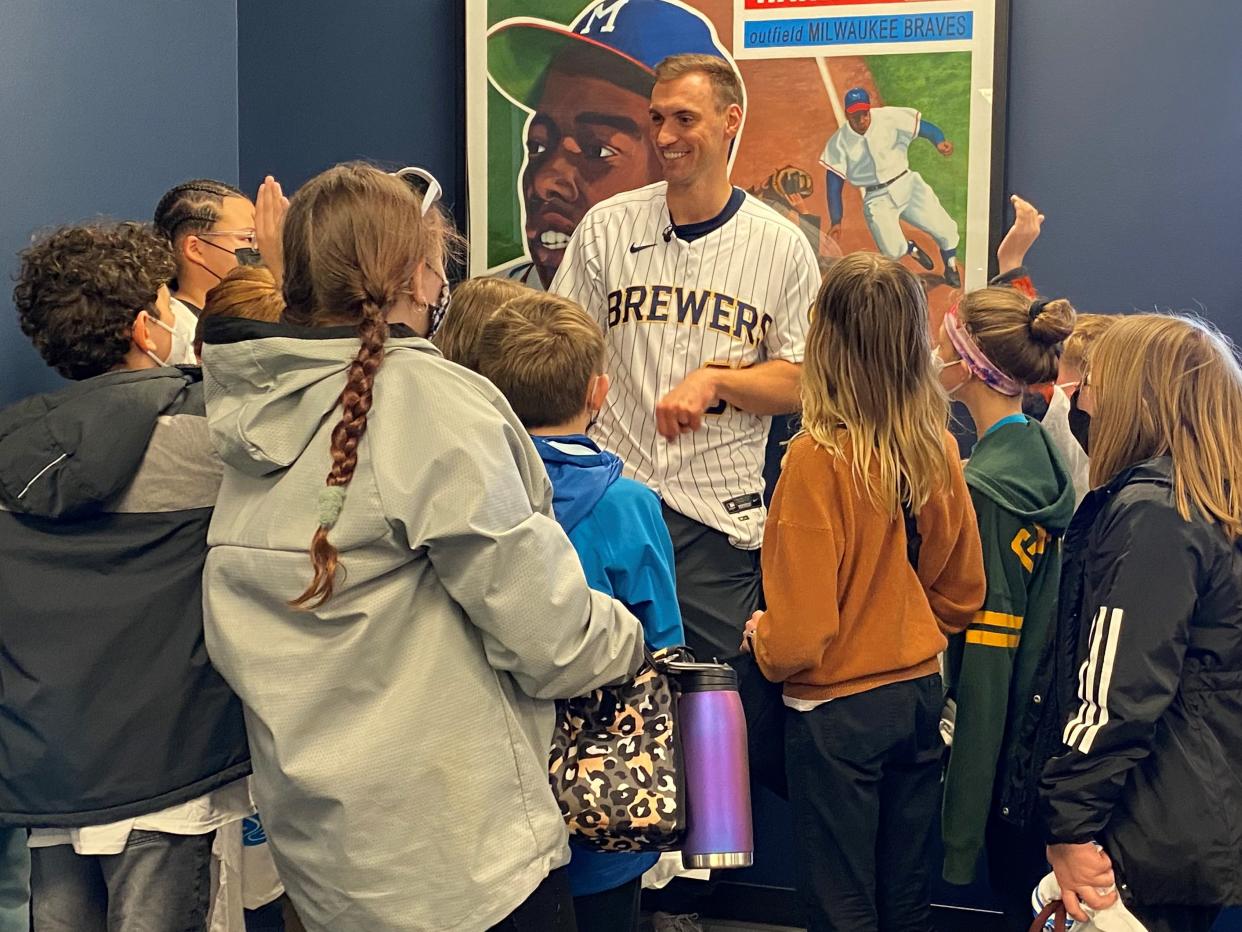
[{"x1": 966, "y1": 629, "x2": 1021, "y2": 648}]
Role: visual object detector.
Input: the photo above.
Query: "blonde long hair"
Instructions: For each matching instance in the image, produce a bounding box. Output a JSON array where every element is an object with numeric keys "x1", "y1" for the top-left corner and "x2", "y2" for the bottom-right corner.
[
  {"x1": 1088, "y1": 313, "x2": 1242, "y2": 540},
  {"x1": 800, "y1": 252, "x2": 951, "y2": 514}
]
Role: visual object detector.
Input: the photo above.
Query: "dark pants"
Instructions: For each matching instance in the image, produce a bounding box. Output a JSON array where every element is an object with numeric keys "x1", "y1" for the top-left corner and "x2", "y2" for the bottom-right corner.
[
  {"x1": 986, "y1": 814, "x2": 1050, "y2": 932},
  {"x1": 661, "y1": 504, "x2": 786, "y2": 799},
  {"x1": 786, "y1": 675, "x2": 944, "y2": 932},
  {"x1": 0, "y1": 829, "x2": 29, "y2": 932},
  {"x1": 30, "y1": 831, "x2": 213, "y2": 932},
  {"x1": 572, "y1": 876, "x2": 640, "y2": 932},
  {"x1": 1128, "y1": 903, "x2": 1221, "y2": 932},
  {"x1": 488, "y1": 867, "x2": 576, "y2": 932},
  {"x1": 660, "y1": 503, "x2": 761, "y2": 662}
]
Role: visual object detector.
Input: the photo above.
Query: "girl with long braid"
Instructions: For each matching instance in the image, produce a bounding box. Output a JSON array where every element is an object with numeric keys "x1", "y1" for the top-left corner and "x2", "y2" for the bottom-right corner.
[{"x1": 199, "y1": 163, "x2": 644, "y2": 932}]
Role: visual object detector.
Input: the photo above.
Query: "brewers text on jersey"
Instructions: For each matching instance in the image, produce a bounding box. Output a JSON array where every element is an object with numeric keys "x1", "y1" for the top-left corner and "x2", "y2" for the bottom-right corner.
[{"x1": 605, "y1": 285, "x2": 775, "y2": 349}]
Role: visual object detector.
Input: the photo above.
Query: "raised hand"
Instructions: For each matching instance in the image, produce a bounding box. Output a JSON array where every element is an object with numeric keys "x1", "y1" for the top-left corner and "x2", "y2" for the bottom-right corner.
[
  {"x1": 255, "y1": 175, "x2": 290, "y2": 286},
  {"x1": 996, "y1": 194, "x2": 1045, "y2": 274},
  {"x1": 937, "y1": 140, "x2": 954, "y2": 157}
]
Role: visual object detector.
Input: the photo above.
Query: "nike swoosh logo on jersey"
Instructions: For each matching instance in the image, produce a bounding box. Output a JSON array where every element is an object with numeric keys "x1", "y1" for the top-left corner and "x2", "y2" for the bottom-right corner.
[{"x1": 628, "y1": 242, "x2": 657, "y2": 253}]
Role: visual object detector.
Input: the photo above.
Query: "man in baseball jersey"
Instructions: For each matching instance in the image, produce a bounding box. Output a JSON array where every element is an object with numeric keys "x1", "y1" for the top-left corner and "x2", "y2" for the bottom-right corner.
[
  {"x1": 552, "y1": 53, "x2": 819, "y2": 685},
  {"x1": 488, "y1": 0, "x2": 733, "y2": 289},
  {"x1": 823, "y1": 86, "x2": 962, "y2": 288}
]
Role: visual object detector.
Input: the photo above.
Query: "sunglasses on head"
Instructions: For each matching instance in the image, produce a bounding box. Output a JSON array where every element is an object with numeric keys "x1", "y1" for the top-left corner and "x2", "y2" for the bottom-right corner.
[{"x1": 392, "y1": 167, "x2": 442, "y2": 216}]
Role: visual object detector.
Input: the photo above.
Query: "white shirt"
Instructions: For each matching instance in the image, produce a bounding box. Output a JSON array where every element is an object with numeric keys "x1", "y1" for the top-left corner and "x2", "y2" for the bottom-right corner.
[
  {"x1": 170, "y1": 295, "x2": 204, "y2": 365},
  {"x1": 552, "y1": 182, "x2": 818, "y2": 548},
  {"x1": 28, "y1": 778, "x2": 254, "y2": 856},
  {"x1": 1042, "y1": 384, "x2": 1092, "y2": 507},
  {"x1": 820, "y1": 106, "x2": 921, "y2": 189}
]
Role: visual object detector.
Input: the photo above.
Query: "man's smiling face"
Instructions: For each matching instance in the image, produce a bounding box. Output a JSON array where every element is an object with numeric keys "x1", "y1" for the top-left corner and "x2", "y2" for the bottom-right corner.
[
  {"x1": 648, "y1": 71, "x2": 740, "y2": 191},
  {"x1": 522, "y1": 66, "x2": 664, "y2": 287}
]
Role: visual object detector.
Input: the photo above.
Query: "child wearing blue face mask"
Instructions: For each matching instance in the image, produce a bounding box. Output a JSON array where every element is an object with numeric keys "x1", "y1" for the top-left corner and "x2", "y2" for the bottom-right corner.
[
  {"x1": 476, "y1": 292, "x2": 684, "y2": 932},
  {"x1": 0, "y1": 223, "x2": 251, "y2": 930}
]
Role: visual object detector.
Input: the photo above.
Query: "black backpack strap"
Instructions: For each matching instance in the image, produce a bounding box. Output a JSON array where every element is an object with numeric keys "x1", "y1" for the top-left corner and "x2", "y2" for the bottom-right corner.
[{"x1": 902, "y1": 499, "x2": 922, "y2": 571}]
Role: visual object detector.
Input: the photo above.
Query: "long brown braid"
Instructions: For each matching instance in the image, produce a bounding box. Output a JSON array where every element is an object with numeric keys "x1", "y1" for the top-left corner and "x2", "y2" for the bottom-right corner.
[{"x1": 281, "y1": 163, "x2": 436, "y2": 608}]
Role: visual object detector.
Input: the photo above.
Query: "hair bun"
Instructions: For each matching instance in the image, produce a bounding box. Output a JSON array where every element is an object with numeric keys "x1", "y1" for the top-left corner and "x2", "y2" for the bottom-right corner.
[{"x1": 1029, "y1": 297, "x2": 1076, "y2": 346}]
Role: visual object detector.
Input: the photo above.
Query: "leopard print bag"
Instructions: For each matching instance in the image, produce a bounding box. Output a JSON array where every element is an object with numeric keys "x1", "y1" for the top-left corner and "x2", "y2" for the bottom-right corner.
[{"x1": 548, "y1": 646, "x2": 688, "y2": 852}]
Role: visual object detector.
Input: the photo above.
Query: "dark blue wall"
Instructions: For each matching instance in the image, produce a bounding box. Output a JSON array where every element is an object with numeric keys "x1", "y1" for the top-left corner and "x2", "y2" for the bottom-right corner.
[
  {"x1": 0, "y1": 0, "x2": 239, "y2": 406},
  {"x1": 237, "y1": 0, "x2": 465, "y2": 227},
  {"x1": 1004, "y1": 0, "x2": 1241, "y2": 329}
]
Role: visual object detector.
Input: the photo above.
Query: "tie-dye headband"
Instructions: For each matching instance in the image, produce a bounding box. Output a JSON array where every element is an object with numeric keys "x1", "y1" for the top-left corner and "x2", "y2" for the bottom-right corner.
[{"x1": 943, "y1": 301, "x2": 1025, "y2": 397}]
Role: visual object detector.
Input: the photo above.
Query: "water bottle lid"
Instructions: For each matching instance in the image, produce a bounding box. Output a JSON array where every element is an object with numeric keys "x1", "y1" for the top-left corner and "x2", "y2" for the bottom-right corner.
[{"x1": 664, "y1": 660, "x2": 739, "y2": 693}]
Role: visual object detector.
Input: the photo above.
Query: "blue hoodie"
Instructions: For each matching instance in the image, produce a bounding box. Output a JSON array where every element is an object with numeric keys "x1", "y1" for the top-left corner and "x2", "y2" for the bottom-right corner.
[{"x1": 531, "y1": 434, "x2": 684, "y2": 897}]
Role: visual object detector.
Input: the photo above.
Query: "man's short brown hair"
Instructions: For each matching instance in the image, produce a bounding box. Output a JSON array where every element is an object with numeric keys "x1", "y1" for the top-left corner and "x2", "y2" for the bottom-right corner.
[
  {"x1": 476, "y1": 294, "x2": 605, "y2": 429},
  {"x1": 654, "y1": 54, "x2": 743, "y2": 111}
]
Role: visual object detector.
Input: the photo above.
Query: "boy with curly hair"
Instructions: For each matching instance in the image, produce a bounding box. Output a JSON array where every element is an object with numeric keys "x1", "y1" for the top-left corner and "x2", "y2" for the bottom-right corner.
[{"x1": 0, "y1": 223, "x2": 250, "y2": 929}]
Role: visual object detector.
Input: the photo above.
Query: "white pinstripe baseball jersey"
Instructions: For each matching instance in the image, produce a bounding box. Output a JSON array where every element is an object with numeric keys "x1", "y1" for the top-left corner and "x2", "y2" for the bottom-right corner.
[{"x1": 550, "y1": 181, "x2": 819, "y2": 548}]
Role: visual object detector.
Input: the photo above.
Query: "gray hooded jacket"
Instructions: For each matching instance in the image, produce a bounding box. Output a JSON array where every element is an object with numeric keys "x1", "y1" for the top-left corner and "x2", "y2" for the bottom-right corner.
[{"x1": 200, "y1": 322, "x2": 644, "y2": 931}]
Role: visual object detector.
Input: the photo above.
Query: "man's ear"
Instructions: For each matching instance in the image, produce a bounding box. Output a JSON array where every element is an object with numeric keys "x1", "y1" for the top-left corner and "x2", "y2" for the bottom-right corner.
[
  {"x1": 181, "y1": 233, "x2": 206, "y2": 267},
  {"x1": 724, "y1": 103, "x2": 744, "y2": 140},
  {"x1": 131, "y1": 310, "x2": 157, "y2": 353}
]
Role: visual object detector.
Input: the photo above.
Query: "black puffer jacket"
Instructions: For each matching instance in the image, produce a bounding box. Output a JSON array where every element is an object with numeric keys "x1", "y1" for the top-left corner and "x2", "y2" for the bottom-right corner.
[
  {"x1": 1040, "y1": 456, "x2": 1242, "y2": 907},
  {"x1": 0, "y1": 368, "x2": 250, "y2": 827}
]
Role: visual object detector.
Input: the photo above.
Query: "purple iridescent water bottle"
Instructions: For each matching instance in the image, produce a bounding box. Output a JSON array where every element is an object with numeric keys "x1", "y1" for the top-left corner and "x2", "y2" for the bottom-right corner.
[{"x1": 668, "y1": 661, "x2": 754, "y2": 869}]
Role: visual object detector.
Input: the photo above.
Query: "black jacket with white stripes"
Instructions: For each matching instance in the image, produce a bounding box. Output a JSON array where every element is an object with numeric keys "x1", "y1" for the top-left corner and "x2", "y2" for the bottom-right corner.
[
  {"x1": 0, "y1": 368, "x2": 250, "y2": 827},
  {"x1": 1039, "y1": 456, "x2": 1242, "y2": 906}
]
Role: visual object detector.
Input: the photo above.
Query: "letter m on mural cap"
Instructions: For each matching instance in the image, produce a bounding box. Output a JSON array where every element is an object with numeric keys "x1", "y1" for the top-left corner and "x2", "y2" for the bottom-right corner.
[{"x1": 580, "y1": 0, "x2": 630, "y2": 34}]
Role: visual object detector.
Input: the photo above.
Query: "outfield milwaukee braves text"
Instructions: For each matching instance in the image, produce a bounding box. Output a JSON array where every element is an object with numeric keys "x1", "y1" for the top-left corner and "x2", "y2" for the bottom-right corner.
[
  {"x1": 745, "y1": 12, "x2": 972, "y2": 48},
  {"x1": 744, "y1": 0, "x2": 924, "y2": 6},
  {"x1": 606, "y1": 286, "x2": 775, "y2": 347}
]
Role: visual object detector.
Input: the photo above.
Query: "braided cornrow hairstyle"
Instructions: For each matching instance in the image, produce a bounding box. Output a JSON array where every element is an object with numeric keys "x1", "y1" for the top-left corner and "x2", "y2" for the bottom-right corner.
[
  {"x1": 153, "y1": 178, "x2": 247, "y2": 243},
  {"x1": 282, "y1": 163, "x2": 433, "y2": 608},
  {"x1": 153, "y1": 179, "x2": 248, "y2": 285}
]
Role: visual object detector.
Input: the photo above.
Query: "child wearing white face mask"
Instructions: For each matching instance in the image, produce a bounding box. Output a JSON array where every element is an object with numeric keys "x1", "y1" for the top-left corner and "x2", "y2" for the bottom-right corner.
[
  {"x1": 144, "y1": 290, "x2": 195, "y2": 367},
  {"x1": 0, "y1": 223, "x2": 252, "y2": 931},
  {"x1": 1040, "y1": 314, "x2": 1121, "y2": 506}
]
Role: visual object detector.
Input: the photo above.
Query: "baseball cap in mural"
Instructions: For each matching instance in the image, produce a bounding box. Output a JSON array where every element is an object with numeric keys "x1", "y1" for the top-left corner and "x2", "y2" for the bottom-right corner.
[
  {"x1": 488, "y1": 0, "x2": 730, "y2": 109},
  {"x1": 844, "y1": 87, "x2": 871, "y2": 113}
]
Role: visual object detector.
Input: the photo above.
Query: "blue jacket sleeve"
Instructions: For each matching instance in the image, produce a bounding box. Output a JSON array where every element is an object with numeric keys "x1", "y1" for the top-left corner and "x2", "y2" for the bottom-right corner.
[
  {"x1": 827, "y1": 172, "x2": 845, "y2": 226},
  {"x1": 604, "y1": 490, "x2": 685, "y2": 650},
  {"x1": 919, "y1": 119, "x2": 946, "y2": 146}
]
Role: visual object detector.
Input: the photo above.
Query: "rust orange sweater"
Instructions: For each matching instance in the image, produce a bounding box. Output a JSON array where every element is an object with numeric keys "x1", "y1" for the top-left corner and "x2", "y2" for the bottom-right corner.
[{"x1": 755, "y1": 431, "x2": 985, "y2": 701}]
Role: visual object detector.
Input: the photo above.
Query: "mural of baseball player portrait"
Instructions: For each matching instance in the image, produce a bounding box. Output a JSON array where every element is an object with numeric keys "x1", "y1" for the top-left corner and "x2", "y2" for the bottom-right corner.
[{"x1": 468, "y1": 0, "x2": 1008, "y2": 314}]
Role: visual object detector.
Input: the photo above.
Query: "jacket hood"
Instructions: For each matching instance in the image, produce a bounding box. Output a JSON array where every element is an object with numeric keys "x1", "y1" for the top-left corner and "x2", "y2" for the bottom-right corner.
[
  {"x1": 530, "y1": 434, "x2": 623, "y2": 534},
  {"x1": 966, "y1": 416, "x2": 1076, "y2": 533},
  {"x1": 199, "y1": 318, "x2": 432, "y2": 478},
  {"x1": 0, "y1": 367, "x2": 198, "y2": 519}
]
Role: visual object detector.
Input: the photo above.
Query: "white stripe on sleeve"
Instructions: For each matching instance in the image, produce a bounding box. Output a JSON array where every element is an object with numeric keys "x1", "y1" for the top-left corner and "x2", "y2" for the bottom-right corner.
[{"x1": 1064, "y1": 606, "x2": 1125, "y2": 754}]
